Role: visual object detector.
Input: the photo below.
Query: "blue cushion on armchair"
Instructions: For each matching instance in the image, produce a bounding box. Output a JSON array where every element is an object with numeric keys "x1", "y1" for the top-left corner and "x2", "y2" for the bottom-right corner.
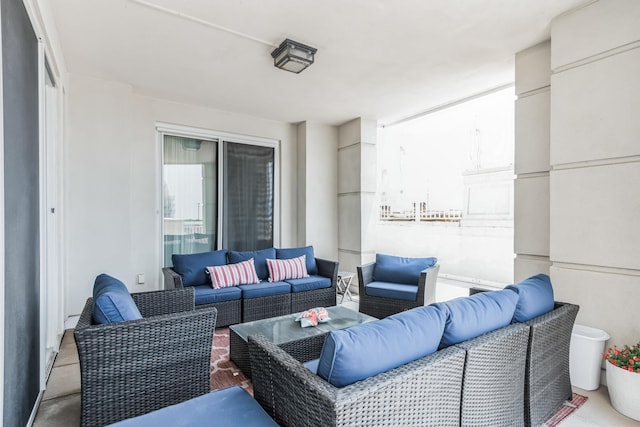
[
  {"x1": 172, "y1": 250, "x2": 228, "y2": 287},
  {"x1": 228, "y1": 248, "x2": 276, "y2": 281},
  {"x1": 364, "y1": 281, "x2": 418, "y2": 301},
  {"x1": 506, "y1": 273, "x2": 554, "y2": 322},
  {"x1": 373, "y1": 253, "x2": 437, "y2": 285},
  {"x1": 92, "y1": 274, "x2": 142, "y2": 324},
  {"x1": 433, "y1": 289, "x2": 518, "y2": 349},
  {"x1": 276, "y1": 246, "x2": 318, "y2": 275},
  {"x1": 316, "y1": 305, "x2": 446, "y2": 387}
]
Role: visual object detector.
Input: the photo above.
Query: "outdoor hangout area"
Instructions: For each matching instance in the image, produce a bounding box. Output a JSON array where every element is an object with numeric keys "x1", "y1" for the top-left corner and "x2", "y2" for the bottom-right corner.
[
  {"x1": 4, "y1": 1, "x2": 640, "y2": 426},
  {"x1": 33, "y1": 253, "x2": 636, "y2": 426}
]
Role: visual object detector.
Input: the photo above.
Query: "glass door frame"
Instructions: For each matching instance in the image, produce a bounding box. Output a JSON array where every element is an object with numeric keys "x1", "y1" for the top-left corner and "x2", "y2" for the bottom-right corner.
[{"x1": 157, "y1": 122, "x2": 280, "y2": 266}]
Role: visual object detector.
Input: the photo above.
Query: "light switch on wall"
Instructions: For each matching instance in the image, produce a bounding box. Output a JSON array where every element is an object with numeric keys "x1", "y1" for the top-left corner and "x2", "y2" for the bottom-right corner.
[{"x1": 137, "y1": 273, "x2": 145, "y2": 285}]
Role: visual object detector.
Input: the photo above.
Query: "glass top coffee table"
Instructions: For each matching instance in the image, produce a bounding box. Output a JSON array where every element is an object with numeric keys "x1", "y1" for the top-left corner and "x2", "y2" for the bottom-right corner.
[{"x1": 230, "y1": 306, "x2": 376, "y2": 378}]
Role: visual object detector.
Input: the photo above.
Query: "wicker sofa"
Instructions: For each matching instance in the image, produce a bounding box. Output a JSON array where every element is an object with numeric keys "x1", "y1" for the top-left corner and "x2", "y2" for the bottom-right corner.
[
  {"x1": 248, "y1": 274, "x2": 579, "y2": 427},
  {"x1": 163, "y1": 246, "x2": 339, "y2": 327},
  {"x1": 75, "y1": 284, "x2": 217, "y2": 427},
  {"x1": 358, "y1": 253, "x2": 440, "y2": 318}
]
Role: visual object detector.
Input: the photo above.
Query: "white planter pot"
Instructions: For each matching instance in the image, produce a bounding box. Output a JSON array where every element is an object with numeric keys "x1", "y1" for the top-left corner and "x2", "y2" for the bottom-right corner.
[{"x1": 606, "y1": 361, "x2": 640, "y2": 421}]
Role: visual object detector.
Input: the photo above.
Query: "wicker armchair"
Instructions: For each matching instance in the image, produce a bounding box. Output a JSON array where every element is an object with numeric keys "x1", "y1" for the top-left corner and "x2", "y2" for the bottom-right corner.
[
  {"x1": 358, "y1": 262, "x2": 440, "y2": 318},
  {"x1": 74, "y1": 287, "x2": 217, "y2": 427},
  {"x1": 248, "y1": 334, "x2": 466, "y2": 427}
]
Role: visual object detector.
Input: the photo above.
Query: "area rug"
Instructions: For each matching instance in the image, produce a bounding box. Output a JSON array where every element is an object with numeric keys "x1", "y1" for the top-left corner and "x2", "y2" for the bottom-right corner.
[
  {"x1": 543, "y1": 393, "x2": 588, "y2": 427},
  {"x1": 210, "y1": 328, "x2": 586, "y2": 424},
  {"x1": 210, "y1": 327, "x2": 253, "y2": 395}
]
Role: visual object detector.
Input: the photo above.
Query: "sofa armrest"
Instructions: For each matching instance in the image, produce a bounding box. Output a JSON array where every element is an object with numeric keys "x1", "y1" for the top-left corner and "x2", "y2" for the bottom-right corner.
[
  {"x1": 315, "y1": 257, "x2": 338, "y2": 288},
  {"x1": 416, "y1": 263, "x2": 440, "y2": 305},
  {"x1": 131, "y1": 287, "x2": 195, "y2": 317},
  {"x1": 162, "y1": 267, "x2": 184, "y2": 290},
  {"x1": 74, "y1": 301, "x2": 217, "y2": 426},
  {"x1": 248, "y1": 334, "x2": 466, "y2": 427},
  {"x1": 524, "y1": 301, "x2": 579, "y2": 426},
  {"x1": 357, "y1": 262, "x2": 375, "y2": 296}
]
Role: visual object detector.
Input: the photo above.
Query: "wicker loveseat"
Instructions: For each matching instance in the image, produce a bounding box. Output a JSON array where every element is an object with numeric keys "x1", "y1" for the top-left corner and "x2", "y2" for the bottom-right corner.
[
  {"x1": 248, "y1": 274, "x2": 579, "y2": 427},
  {"x1": 75, "y1": 278, "x2": 217, "y2": 427},
  {"x1": 163, "y1": 245, "x2": 339, "y2": 327}
]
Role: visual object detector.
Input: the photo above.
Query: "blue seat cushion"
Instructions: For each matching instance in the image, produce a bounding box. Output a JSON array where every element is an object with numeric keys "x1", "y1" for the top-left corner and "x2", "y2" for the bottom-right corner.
[
  {"x1": 172, "y1": 250, "x2": 228, "y2": 287},
  {"x1": 373, "y1": 253, "x2": 437, "y2": 285},
  {"x1": 286, "y1": 275, "x2": 331, "y2": 293},
  {"x1": 316, "y1": 305, "x2": 446, "y2": 387},
  {"x1": 192, "y1": 285, "x2": 242, "y2": 305},
  {"x1": 433, "y1": 289, "x2": 518, "y2": 349},
  {"x1": 276, "y1": 246, "x2": 318, "y2": 275},
  {"x1": 364, "y1": 281, "x2": 418, "y2": 302},
  {"x1": 506, "y1": 273, "x2": 555, "y2": 322},
  {"x1": 228, "y1": 248, "x2": 276, "y2": 281},
  {"x1": 92, "y1": 274, "x2": 142, "y2": 324},
  {"x1": 106, "y1": 385, "x2": 278, "y2": 427},
  {"x1": 238, "y1": 281, "x2": 291, "y2": 299}
]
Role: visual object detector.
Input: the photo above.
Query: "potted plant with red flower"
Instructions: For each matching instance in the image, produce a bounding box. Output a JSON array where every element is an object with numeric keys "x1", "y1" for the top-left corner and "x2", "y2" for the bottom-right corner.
[{"x1": 605, "y1": 341, "x2": 640, "y2": 421}]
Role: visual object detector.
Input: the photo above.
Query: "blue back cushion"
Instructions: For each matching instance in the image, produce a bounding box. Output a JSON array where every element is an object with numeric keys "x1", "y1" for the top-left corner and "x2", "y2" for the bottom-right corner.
[
  {"x1": 92, "y1": 274, "x2": 142, "y2": 324},
  {"x1": 172, "y1": 250, "x2": 228, "y2": 287},
  {"x1": 434, "y1": 289, "x2": 518, "y2": 349},
  {"x1": 316, "y1": 305, "x2": 446, "y2": 387},
  {"x1": 228, "y1": 248, "x2": 276, "y2": 281},
  {"x1": 506, "y1": 273, "x2": 555, "y2": 322},
  {"x1": 276, "y1": 246, "x2": 317, "y2": 275},
  {"x1": 373, "y1": 253, "x2": 437, "y2": 285}
]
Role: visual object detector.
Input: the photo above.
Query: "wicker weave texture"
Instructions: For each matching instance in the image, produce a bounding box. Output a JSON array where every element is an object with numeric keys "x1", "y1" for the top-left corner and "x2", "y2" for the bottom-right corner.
[
  {"x1": 525, "y1": 302, "x2": 579, "y2": 427},
  {"x1": 358, "y1": 262, "x2": 440, "y2": 319},
  {"x1": 248, "y1": 334, "x2": 465, "y2": 427},
  {"x1": 74, "y1": 289, "x2": 217, "y2": 427},
  {"x1": 243, "y1": 293, "x2": 291, "y2": 322},
  {"x1": 457, "y1": 323, "x2": 530, "y2": 427}
]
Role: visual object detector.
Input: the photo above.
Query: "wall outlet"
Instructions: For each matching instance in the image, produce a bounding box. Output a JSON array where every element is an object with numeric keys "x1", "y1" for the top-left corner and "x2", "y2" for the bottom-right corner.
[{"x1": 137, "y1": 273, "x2": 145, "y2": 285}]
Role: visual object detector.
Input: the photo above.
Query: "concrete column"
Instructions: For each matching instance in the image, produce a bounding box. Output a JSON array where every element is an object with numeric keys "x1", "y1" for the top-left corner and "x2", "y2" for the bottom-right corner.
[
  {"x1": 514, "y1": 41, "x2": 552, "y2": 280},
  {"x1": 337, "y1": 118, "x2": 377, "y2": 289},
  {"x1": 548, "y1": 0, "x2": 640, "y2": 349}
]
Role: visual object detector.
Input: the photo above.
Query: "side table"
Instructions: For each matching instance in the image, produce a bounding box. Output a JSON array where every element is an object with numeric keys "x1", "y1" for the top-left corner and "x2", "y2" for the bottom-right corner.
[{"x1": 337, "y1": 271, "x2": 355, "y2": 303}]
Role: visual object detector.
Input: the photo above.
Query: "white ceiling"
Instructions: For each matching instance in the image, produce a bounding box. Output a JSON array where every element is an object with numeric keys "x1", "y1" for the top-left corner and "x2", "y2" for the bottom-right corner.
[{"x1": 49, "y1": 0, "x2": 588, "y2": 126}]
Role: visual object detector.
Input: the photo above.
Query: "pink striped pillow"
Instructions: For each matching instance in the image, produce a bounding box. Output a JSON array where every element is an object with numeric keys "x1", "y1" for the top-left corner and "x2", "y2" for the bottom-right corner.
[
  {"x1": 206, "y1": 258, "x2": 260, "y2": 289},
  {"x1": 266, "y1": 255, "x2": 309, "y2": 282}
]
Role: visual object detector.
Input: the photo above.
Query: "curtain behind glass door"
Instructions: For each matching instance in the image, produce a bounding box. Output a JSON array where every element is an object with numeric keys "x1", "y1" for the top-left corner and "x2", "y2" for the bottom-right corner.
[
  {"x1": 163, "y1": 135, "x2": 218, "y2": 266},
  {"x1": 223, "y1": 142, "x2": 274, "y2": 251}
]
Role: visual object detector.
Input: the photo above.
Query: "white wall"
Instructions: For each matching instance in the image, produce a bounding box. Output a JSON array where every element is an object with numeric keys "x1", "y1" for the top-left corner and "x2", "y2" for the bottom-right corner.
[
  {"x1": 64, "y1": 74, "x2": 298, "y2": 316},
  {"x1": 296, "y1": 122, "x2": 338, "y2": 260}
]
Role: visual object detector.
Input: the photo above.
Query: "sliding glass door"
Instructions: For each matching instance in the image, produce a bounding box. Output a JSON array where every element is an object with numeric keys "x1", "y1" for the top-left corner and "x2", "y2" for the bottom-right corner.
[
  {"x1": 161, "y1": 128, "x2": 278, "y2": 266},
  {"x1": 222, "y1": 142, "x2": 274, "y2": 251}
]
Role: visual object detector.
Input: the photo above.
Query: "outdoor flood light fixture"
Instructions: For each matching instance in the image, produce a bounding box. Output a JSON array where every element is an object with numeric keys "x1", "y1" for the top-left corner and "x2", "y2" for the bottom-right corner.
[{"x1": 271, "y1": 39, "x2": 317, "y2": 74}]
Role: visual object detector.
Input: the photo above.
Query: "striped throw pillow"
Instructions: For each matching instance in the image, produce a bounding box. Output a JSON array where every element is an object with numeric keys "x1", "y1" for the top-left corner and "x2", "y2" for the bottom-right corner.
[
  {"x1": 266, "y1": 255, "x2": 309, "y2": 282},
  {"x1": 206, "y1": 258, "x2": 260, "y2": 289}
]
